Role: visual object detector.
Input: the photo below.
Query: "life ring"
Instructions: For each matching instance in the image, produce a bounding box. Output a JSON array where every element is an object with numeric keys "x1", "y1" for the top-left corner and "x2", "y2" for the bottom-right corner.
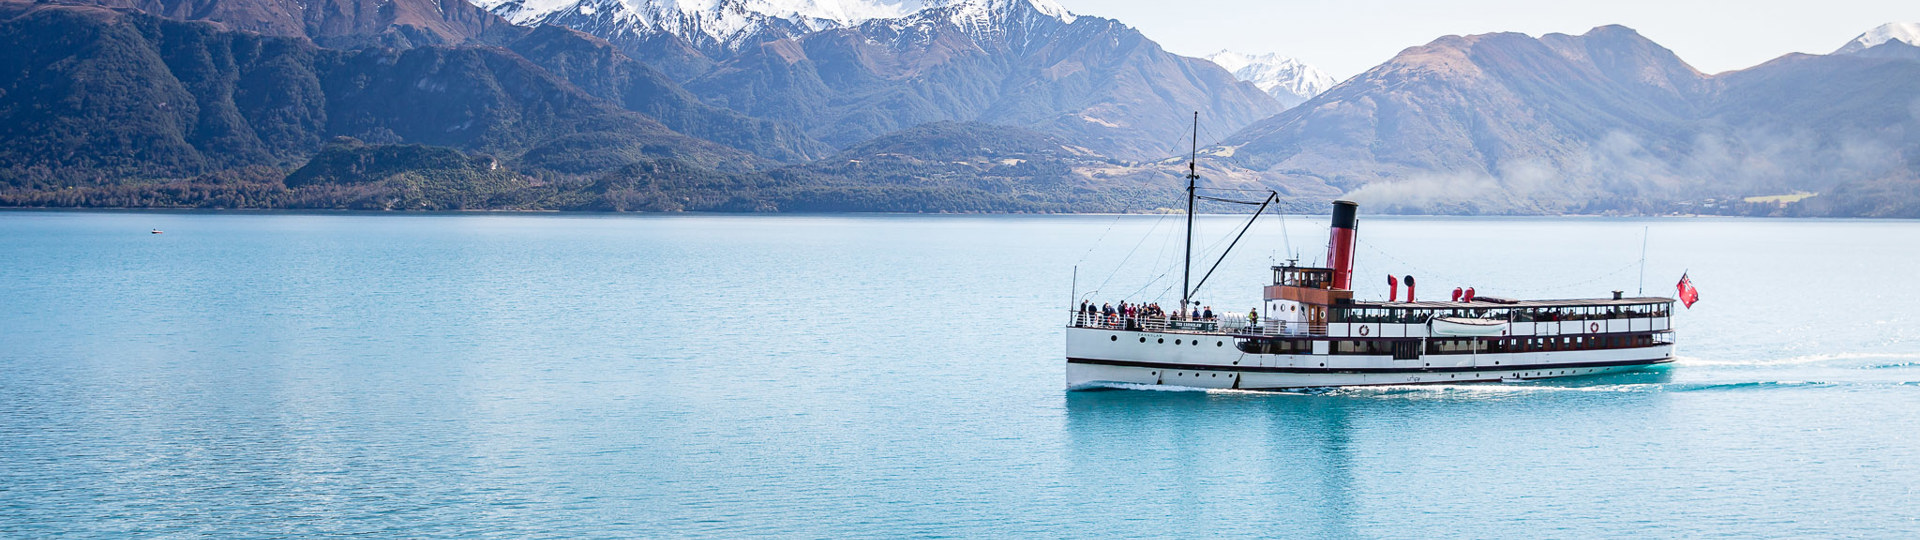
[
  {"x1": 1358, "y1": 325, "x2": 1371, "y2": 337},
  {"x1": 1589, "y1": 322, "x2": 1600, "y2": 333}
]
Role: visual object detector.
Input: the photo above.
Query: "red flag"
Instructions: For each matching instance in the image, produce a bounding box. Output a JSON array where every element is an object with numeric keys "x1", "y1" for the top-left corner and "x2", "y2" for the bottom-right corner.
[{"x1": 1676, "y1": 273, "x2": 1699, "y2": 308}]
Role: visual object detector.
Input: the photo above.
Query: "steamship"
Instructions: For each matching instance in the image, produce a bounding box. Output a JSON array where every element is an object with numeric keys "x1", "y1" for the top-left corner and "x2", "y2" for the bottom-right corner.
[
  {"x1": 1064, "y1": 117, "x2": 1675, "y2": 390},
  {"x1": 1065, "y1": 199, "x2": 1677, "y2": 390}
]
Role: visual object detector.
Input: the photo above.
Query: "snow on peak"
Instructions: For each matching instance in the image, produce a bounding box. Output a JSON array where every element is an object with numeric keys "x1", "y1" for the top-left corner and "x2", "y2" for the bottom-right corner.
[
  {"x1": 476, "y1": 0, "x2": 1076, "y2": 50},
  {"x1": 916, "y1": 0, "x2": 1076, "y2": 40},
  {"x1": 927, "y1": 0, "x2": 1074, "y2": 24},
  {"x1": 1204, "y1": 50, "x2": 1336, "y2": 108},
  {"x1": 1836, "y1": 22, "x2": 1920, "y2": 54},
  {"x1": 478, "y1": 0, "x2": 926, "y2": 48}
]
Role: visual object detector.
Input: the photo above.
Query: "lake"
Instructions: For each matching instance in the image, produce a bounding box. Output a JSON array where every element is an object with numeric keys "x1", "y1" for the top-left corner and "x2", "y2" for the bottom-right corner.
[{"x1": 2, "y1": 211, "x2": 1916, "y2": 537}]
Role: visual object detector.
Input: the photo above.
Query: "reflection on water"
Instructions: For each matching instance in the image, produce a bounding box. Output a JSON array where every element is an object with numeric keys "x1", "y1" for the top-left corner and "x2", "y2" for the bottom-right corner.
[{"x1": 1063, "y1": 368, "x2": 1683, "y2": 537}]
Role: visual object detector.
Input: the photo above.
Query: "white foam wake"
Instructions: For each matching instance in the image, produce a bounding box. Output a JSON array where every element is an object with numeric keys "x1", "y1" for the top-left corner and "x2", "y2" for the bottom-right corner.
[{"x1": 1675, "y1": 352, "x2": 1920, "y2": 367}]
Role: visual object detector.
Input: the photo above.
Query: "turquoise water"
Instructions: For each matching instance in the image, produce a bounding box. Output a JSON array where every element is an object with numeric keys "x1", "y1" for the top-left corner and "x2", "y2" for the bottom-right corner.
[{"x1": 2, "y1": 211, "x2": 1917, "y2": 537}]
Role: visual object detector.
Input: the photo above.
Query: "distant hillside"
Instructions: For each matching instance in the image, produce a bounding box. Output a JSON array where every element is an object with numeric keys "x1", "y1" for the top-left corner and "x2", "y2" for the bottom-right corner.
[{"x1": 1207, "y1": 25, "x2": 1920, "y2": 216}]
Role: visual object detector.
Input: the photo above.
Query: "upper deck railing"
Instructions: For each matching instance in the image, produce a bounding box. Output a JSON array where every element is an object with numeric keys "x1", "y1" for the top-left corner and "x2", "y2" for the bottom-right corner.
[
  {"x1": 1069, "y1": 312, "x2": 1315, "y2": 335},
  {"x1": 1069, "y1": 311, "x2": 1671, "y2": 338}
]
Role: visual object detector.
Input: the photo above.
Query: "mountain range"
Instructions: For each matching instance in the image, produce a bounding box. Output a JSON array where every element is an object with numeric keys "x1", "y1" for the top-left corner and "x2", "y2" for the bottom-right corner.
[
  {"x1": 0, "y1": 0, "x2": 1916, "y2": 216},
  {"x1": 487, "y1": 0, "x2": 1282, "y2": 160},
  {"x1": 1199, "y1": 24, "x2": 1920, "y2": 215}
]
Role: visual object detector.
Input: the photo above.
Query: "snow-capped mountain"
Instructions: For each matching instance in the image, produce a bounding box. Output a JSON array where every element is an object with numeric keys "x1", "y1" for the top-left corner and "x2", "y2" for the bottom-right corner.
[
  {"x1": 468, "y1": 0, "x2": 1274, "y2": 160},
  {"x1": 476, "y1": 0, "x2": 1073, "y2": 58},
  {"x1": 1205, "y1": 50, "x2": 1336, "y2": 108},
  {"x1": 476, "y1": 0, "x2": 891, "y2": 56},
  {"x1": 1835, "y1": 22, "x2": 1920, "y2": 54}
]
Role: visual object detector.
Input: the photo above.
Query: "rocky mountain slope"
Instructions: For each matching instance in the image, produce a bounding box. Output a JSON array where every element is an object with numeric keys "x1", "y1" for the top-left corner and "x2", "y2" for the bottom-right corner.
[
  {"x1": 0, "y1": 3, "x2": 755, "y2": 189},
  {"x1": 475, "y1": 0, "x2": 1280, "y2": 160},
  {"x1": 672, "y1": 0, "x2": 1281, "y2": 160},
  {"x1": 504, "y1": 25, "x2": 833, "y2": 162},
  {"x1": 38, "y1": 0, "x2": 521, "y2": 47}
]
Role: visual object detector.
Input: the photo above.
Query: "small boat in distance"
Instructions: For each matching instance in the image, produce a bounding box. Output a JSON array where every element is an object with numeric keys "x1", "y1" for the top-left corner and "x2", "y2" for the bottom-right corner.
[{"x1": 150, "y1": 229, "x2": 163, "y2": 234}]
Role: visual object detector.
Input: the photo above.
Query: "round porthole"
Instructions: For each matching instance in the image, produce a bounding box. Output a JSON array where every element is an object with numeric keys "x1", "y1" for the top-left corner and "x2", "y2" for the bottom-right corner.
[
  {"x1": 1191, "y1": 340, "x2": 1198, "y2": 347},
  {"x1": 1110, "y1": 335, "x2": 1118, "y2": 341},
  {"x1": 1216, "y1": 341, "x2": 1223, "y2": 347},
  {"x1": 1157, "y1": 338, "x2": 1164, "y2": 344},
  {"x1": 1139, "y1": 337, "x2": 1147, "y2": 343},
  {"x1": 1175, "y1": 339, "x2": 1182, "y2": 345}
]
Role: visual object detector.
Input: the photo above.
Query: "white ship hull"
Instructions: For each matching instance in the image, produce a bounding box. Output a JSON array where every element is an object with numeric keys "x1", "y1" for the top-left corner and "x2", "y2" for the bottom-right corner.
[{"x1": 1064, "y1": 326, "x2": 1673, "y2": 391}]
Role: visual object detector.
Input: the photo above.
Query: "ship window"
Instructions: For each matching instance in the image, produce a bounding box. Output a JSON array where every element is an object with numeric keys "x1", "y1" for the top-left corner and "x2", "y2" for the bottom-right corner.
[
  {"x1": 1139, "y1": 337, "x2": 1146, "y2": 343},
  {"x1": 1175, "y1": 339, "x2": 1182, "y2": 345},
  {"x1": 1111, "y1": 335, "x2": 1118, "y2": 341}
]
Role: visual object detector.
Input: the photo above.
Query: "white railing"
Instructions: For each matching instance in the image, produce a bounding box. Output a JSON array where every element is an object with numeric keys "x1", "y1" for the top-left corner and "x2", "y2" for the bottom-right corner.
[
  {"x1": 1069, "y1": 311, "x2": 1316, "y2": 336},
  {"x1": 1070, "y1": 311, "x2": 1673, "y2": 338}
]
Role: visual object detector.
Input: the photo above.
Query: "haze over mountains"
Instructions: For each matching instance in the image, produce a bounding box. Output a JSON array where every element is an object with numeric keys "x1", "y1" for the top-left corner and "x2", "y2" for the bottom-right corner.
[{"x1": 1, "y1": 0, "x2": 1916, "y2": 216}]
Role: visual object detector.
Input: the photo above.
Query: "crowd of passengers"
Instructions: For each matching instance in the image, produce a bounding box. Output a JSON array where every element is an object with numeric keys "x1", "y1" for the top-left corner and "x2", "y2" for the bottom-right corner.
[
  {"x1": 1335, "y1": 305, "x2": 1672, "y2": 324},
  {"x1": 1075, "y1": 300, "x2": 1237, "y2": 331}
]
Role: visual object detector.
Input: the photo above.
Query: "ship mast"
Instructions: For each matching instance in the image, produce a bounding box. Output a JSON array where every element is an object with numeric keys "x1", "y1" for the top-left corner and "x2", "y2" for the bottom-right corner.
[{"x1": 1183, "y1": 112, "x2": 1198, "y2": 317}]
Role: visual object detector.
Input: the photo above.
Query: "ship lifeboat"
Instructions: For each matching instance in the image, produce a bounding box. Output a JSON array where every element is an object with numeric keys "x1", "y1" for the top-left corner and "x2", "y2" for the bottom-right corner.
[{"x1": 1430, "y1": 316, "x2": 1507, "y2": 337}]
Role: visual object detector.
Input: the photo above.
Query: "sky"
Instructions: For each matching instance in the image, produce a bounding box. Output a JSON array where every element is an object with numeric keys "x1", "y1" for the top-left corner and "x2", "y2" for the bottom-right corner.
[{"x1": 1054, "y1": 0, "x2": 1920, "y2": 79}]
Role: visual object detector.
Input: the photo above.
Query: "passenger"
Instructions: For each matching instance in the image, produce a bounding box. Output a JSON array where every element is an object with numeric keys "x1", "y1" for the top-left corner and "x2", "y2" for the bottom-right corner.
[
  {"x1": 1203, "y1": 306, "x2": 1214, "y2": 320},
  {"x1": 1248, "y1": 309, "x2": 1259, "y2": 327}
]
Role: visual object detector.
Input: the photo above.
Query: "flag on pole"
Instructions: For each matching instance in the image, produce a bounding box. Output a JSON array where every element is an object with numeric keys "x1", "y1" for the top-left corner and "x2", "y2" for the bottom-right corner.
[{"x1": 1676, "y1": 272, "x2": 1699, "y2": 308}]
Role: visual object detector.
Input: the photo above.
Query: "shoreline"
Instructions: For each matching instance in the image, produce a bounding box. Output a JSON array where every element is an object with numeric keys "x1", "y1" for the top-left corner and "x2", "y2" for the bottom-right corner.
[{"x1": 1, "y1": 207, "x2": 1912, "y2": 221}]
